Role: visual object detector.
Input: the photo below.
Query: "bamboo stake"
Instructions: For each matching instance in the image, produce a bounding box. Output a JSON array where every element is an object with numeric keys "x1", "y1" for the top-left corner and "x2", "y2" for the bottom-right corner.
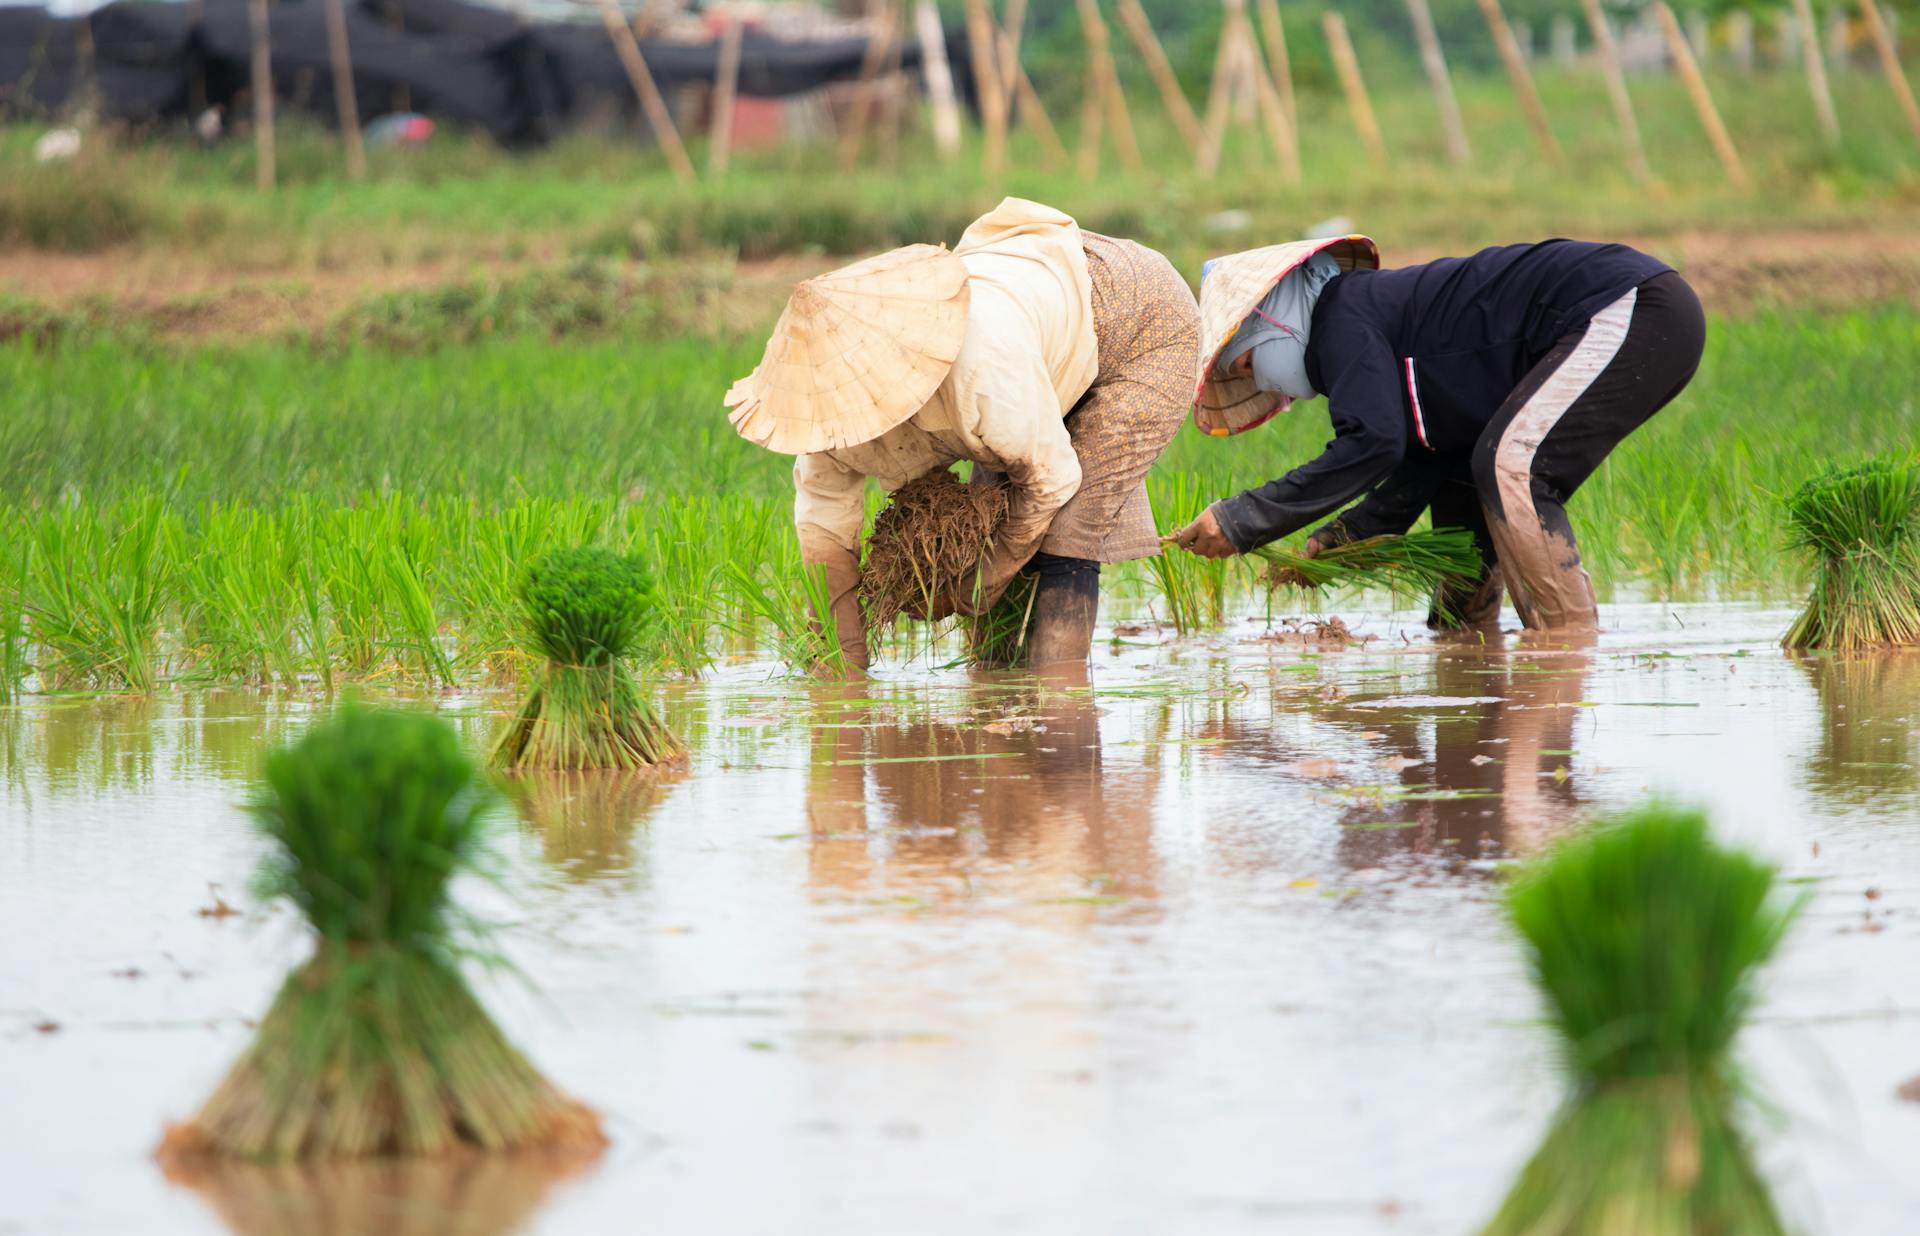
[
  {"x1": 1247, "y1": 22, "x2": 1301, "y2": 182},
  {"x1": 1860, "y1": 0, "x2": 1920, "y2": 146},
  {"x1": 1197, "y1": 3, "x2": 1237, "y2": 174},
  {"x1": 1791, "y1": 0, "x2": 1842, "y2": 146},
  {"x1": 1000, "y1": 0, "x2": 1028, "y2": 115},
  {"x1": 837, "y1": 2, "x2": 896, "y2": 171},
  {"x1": 1076, "y1": 0, "x2": 1105, "y2": 179},
  {"x1": 914, "y1": 0, "x2": 963, "y2": 159},
  {"x1": 880, "y1": 22, "x2": 906, "y2": 167},
  {"x1": 708, "y1": 14, "x2": 743, "y2": 176},
  {"x1": 1322, "y1": 11, "x2": 1387, "y2": 169},
  {"x1": 322, "y1": 0, "x2": 366, "y2": 181},
  {"x1": 1475, "y1": 0, "x2": 1561, "y2": 161},
  {"x1": 1580, "y1": 0, "x2": 1653, "y2": 184},
  {"x1": 1405, "y1": 0, "x2": 1469, "y2": 165},
  {"x1": 1255, "y1": 0, "x2": 1295, "y2": 131},
  {"x1": 1116, "y1": 0, "x2": 1205, "y2": 149},
  {"x1": 1099, "y1": 22, "x2": 1144, "y2": 173},
  {"x1": 1000, "y1": 25, "x2": 1069, "y2": 168},
  {"x1": 964, "y1": 0, "x2": 1008, "y2": 180},
  {"x1": 1652, "y1": 1, "x2": 1749, "y2": 187},
  {"x1": 596, "y1": 0, "x2": 695, "y2": 182},
  {"x1": 248, "y1": 0, "x2": 274, "y2": 190}
]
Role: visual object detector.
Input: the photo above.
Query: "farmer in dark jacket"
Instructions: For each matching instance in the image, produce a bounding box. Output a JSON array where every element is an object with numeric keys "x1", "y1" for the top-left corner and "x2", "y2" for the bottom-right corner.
[{"x1": 1169, "y1": 237, "x2": 1706, "y2": 634}]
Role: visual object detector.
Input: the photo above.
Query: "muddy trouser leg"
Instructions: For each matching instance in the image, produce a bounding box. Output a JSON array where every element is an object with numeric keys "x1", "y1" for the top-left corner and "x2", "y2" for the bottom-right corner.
[
  {"x1": 1471, "y1": 272, "x2": 1707, "y2": 633},
  {"x1": 1424, "y1": 453, "x2": 1505, "y2": 630},
  {"x1": 1025, "y1": 552, "x2": 1101, "y2": 669}
]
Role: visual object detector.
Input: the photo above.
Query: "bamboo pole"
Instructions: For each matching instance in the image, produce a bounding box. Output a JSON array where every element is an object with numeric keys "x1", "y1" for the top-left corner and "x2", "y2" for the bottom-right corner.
[
  {"x1": 964, "y1": 0, "x2": 1008, "y2": 180},
  {"x1": 1000, "y1": 0, "x2": 1028, "y2": 115},
  {"x1": 1099, "y1": 24, "x2": 1144, "y2": 173},
  {"x1": 1475, "y1": 0, "x2": 1561, "y2": 161},
  {"x1": 248, "y1": 0, "x2": 274, "y2": 190},
  {"x1": 1076, "y1": 0, "x2": 1105, "y2": 179},
  {"x1": 1255, "y1": 0, "x2": 1295, "y2": 131},
  {"x1": 1115, "y1": 0, "x2": 1205, "y2": 149},
  {"x1": 596, "y1": 0, "x2": 695, "y2": 181},
  {"x1": 1197, "y1": 3, "x2": 1237, "y2": 174},
  {"x1": 1580, "y1": 0, "x2": 1653, "y2": 184},
  {"x1": 1000, "y1": 24, "x2": 1069, "y2": 167},
  {"x1": 1791, "y1": 0, "x2": 1842, "y2": 146},
  {"x1": 914, "y1": 0, "x2": 963, "y2": 159},
  {"x1": 837, "y1": 2, "x2": 896, "y2": 171},
  {"x1": 1405, "y1": 0, "x2": 1470, "y2": 165},
  {"x1": 708, "y1": 14, "x2": 743, "y2": 176},
  {"x1": 322, "y1": 0, "x2": 366, "y2": 181},
  {"x1": 1322, "y1": 11, "x2": 1387, "y2": 169},
  {"x1": 1652, "y1": 1, "x2": 1749, "y2": 187},
  {"x1": 1860, "y1": 0, "x2": 1920, "y2": 146},
  {"x1": 1247, "y1": 22, "x2": 1301, "y2": 182}
]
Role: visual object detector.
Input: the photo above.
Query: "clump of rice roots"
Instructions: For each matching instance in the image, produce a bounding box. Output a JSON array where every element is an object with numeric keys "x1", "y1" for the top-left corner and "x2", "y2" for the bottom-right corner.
[
  {"x1": 859, "y1": 469, "x2": 1009, "y2": 632},
  {"x1": 1782, "y1": 455, "x2": 1920, "y2": 650},
  {"x1": 158, "y1": 705, "x2": 605, "y2": 1162},
  {"x1": 490, "y1": 548, "x2": 684, "y2": 771},
  {"x1": 1482, "y1": 804, "x2": 1799, "y2": 1235},
  {"x1": 1256, "y1": 528, "x2": 1484, "y2": 621}
]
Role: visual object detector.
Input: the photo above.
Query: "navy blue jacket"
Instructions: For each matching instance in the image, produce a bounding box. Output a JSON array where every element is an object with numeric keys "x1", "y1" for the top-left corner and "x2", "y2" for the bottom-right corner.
[{"x1": 1211, "y1": 240, "x2": 1672, "y2": 553}]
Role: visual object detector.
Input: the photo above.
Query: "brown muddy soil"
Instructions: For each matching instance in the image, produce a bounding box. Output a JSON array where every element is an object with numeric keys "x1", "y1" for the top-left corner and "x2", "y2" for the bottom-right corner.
[{"x1": 2, "y1": 229, "x2": 1913, "y2": 344}]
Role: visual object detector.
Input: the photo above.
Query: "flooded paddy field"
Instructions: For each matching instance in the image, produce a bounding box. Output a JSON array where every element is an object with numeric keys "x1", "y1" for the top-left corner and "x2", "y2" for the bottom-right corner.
[{"x1": 3, "y1": 601, "x2": 1915, "y2": 1235}]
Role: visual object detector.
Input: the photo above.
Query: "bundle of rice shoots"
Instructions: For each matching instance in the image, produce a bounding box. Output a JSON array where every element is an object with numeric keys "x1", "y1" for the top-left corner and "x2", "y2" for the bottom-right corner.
[
  {"x1": 1482, "y1": 804, "x2": 1799, "y2": 1236},
  {"x1": 1255, "y1": 528, "x2": 1483, "y2": 609},
  {"x1": 859, "y1": 469, "x2": 1010, "y2": 631},
  {"x1": 1782, "y1": 455, "x2": 1920, "y2": 650},
  {"x1": 491, "y1": 548, "x2": 684, "y2": 771},
  {"x1": 963, "y1": 572, "x2": 1039, "y2": 669},
  {"x1": 158, "y1": 705, "x2": 605, "y2": 1162}
]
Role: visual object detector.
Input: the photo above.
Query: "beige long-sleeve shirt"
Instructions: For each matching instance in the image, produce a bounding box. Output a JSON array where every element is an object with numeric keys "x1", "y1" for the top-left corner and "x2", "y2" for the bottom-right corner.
[{"x1": 793, "y1": 198, "x2": 1099, "y2": 601}]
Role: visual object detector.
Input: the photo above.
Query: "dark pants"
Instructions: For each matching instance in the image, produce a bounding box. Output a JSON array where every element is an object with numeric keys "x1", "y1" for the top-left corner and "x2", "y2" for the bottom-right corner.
[{"x1": 1421, "y1": 272, "x2": 1706, "y2": 630}]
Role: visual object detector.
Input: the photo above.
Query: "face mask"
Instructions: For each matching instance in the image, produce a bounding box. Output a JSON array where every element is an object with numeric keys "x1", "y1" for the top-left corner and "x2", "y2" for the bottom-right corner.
[{"x1": 1250, "y1": 334, "x2": 1316, "y2": 401}]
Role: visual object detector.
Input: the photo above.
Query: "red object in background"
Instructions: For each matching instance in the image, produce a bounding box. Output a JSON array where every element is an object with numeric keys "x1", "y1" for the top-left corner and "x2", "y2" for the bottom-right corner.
[{"x1": 699, "y1": 11, "x2": 784, "y2": 151}]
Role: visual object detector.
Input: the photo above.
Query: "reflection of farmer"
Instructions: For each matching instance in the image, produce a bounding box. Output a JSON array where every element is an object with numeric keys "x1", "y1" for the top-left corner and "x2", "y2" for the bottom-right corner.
[
  {"x1": 1170, "y1": 239, "x2": 1705, "y2": 635},
  {"x1": 727, "y1": 198, "x2": 1199, "y2": 671}
]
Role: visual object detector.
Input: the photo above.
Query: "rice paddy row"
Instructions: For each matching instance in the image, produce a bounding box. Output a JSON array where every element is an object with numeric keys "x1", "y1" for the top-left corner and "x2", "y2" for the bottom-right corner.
[{"x1": 1, "y1": 307, "x2": 1914, "y2": 691}]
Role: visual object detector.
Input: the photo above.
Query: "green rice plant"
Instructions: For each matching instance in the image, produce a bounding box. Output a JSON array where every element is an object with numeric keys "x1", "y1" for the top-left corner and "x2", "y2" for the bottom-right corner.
[
  {"x1": 1482, "y1": 804, "x2": 1800, "y2": 1236},
  {"x1": 490, "y1": 548, "x2": 684, "y2": 770},
  {"x1": 1781, "y1": 455, "x2": 1920, "y2": 650},
  {"x1": 722, "y1": 555, "x2": 848, "y2": 677},
  {"x1": 0, "y1": 525, "x2": 26, "y2": 703},
  {"x1": 158, "y1": 704, "x2": 605, "y2": 1161},
  {"x1": 23, "y1": 497, "x2": 173, "y2": 693},
  {"x1": 1255, "y1": 529, "x2": 1484, "y2": 619},
  {"x1": 1146, "y1": 473, "x2": 1231, "y2": 633},
  {"x1": 963, "y1": 573, "x2": 1039, "y2": 669}
]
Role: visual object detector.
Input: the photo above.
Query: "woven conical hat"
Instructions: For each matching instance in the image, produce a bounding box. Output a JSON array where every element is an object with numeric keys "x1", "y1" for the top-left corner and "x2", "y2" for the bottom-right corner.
[
  {"x1": 725, "y1": 244, "x2": 971, "y2": 455},
  {"x1": 1193, "y1": 235, "x2": 1380, "y2": 437}
]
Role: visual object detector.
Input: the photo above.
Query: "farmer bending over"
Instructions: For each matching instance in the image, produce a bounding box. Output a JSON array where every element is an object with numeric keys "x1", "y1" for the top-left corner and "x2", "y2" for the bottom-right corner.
[
  {"x1": 728, "y1": 198, "x2": 1199, "y2": 670},
  {"x1": 1170, "y1": 237, "x2": 1705, "y2": 634}
]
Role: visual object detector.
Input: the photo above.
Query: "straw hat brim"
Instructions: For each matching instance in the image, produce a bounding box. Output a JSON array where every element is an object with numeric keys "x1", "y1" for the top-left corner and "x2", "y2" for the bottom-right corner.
[
  {"x1": 726, "y1": 244, "x2": 972, "y2": 456},
  {"x1": 1192, "y1": 236, "x2": 1381, "y2": 437}
]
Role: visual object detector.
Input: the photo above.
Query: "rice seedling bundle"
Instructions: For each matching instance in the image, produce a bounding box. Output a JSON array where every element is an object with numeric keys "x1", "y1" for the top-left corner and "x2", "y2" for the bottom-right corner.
[
  {"x1": 858, "y1": 469, "x2": 1010, "y2": 631},
  {"x1": 158, "y1": 705, "x2": 604, "y2": 1161},
  {"x1": 963, "y1": 573, "x2": 1039, "y2": 669},
  {"x1": 1782, "y1": 455, "x2": 1920, "y2": 650},
  {"x1": 1482, "y1": 804, "x2": 1798, "y2": 1236},
  {"x1": 490, "y1": 548, "x2": 684, "y2": 771},
  {"x1": 1253, "y1": 528, "x2": 1483, "y2": 613}
]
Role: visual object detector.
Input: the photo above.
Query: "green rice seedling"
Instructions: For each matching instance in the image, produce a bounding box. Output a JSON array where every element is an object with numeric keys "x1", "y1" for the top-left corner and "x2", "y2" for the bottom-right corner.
[
  {"x1": 0, "y1": 526, "x2": 26, "y2": 703},
  {"x1": 963, "y1": 574, "x2": 1039, "y2": 669},
  {"x1": 723, "y1": 555, "x2": 848, "y2": 676},
  {"x1": 1482, "y1": 804, "x2": 1800, "y2": 1236},
  {"x1": 1256, "y1": 528, "x2": 1483, "y2": 620},
  {"x1": 24, "y1": 497, "x2": 174, "y2": 693},
  {"x1": 158, "y1": 704, "x2": 605, "y2": 1161},
  {"x1": 490, "y1": 548, "x2": 684, "y2": 770},
  {"x1": 1782, "y1": 455, "x2": 1920, "y2": 650},
  {"x1": 1147, "y1": 473, "x2": 1231, "y2": 633}
]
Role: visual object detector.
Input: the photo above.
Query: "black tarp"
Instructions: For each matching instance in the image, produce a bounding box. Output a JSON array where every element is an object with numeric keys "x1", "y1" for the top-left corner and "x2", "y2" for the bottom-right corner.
[{"x1": 1, "y1": 0, "x2": 970, "y2": 148}]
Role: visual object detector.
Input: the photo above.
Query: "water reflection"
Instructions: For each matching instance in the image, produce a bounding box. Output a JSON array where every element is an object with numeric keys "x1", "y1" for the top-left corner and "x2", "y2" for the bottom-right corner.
[
  {"x1": 163, "y1": 1150, "x2": 593, "y2": 1236},
  {"x1": 508, "y1": 770, "x2": 685, "y2": 885},
  {"x1": 805, "y1": 672, "x2": 1160, "y2": 905},
  {"x1": 1794, "y1": 652, "x2": 1920, "y2": 806}
]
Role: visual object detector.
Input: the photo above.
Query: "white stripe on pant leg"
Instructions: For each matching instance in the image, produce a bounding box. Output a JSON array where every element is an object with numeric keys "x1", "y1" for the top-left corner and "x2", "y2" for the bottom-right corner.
[{"x1": 1492, "y1": 288, "x2": 1637, "y2": 625}]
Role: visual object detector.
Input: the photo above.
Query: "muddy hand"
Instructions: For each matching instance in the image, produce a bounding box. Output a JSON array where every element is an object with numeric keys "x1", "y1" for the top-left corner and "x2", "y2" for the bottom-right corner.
[{"x1": 1167, "y1": 507, "x2": 1237, "y2": 559}]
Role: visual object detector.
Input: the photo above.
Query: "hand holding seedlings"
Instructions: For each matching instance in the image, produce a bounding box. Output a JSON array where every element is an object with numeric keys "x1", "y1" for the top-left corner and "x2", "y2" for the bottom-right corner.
[{"x1": 1166, "y1": 507, "x2": 1237, "y2": 559}]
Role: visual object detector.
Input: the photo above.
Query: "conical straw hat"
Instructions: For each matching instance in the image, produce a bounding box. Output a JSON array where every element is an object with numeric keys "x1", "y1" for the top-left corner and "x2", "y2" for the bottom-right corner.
[
  {"x1": 725, "y1": 244, "x2": 971, "y2": 455},
  {"x1": 1192, "y1": 235, "x2": 1380, "y2": 437}
]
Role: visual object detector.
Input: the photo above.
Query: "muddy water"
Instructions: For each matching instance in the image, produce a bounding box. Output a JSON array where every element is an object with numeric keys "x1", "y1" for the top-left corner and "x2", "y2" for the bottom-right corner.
[{"x1": 2, "y1": 602, "x2": 1916, "y2": 1235}]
